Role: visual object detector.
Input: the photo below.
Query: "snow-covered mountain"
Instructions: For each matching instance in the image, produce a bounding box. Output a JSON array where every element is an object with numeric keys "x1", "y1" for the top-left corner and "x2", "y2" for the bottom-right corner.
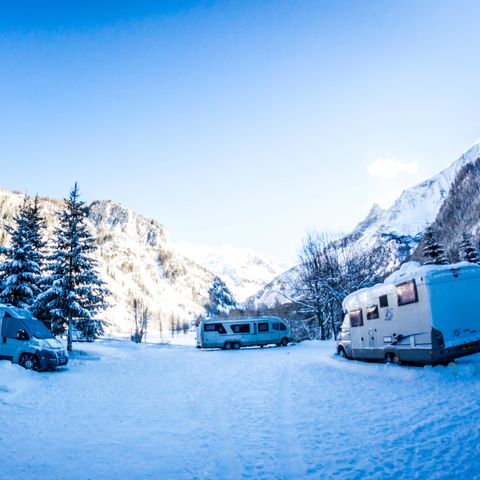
[
  {"x1": 0, "y1": 189, "x2": 237, "y2": 334},
  {"x1": 176, "y1": 242, "x2": 288, "y2": 302},
  {"x1": 248, "y1": 142, "x2": 480, "y2": 309},
  {"x1": 353, "y1": 142, "x2": 480, "y2": 249}
]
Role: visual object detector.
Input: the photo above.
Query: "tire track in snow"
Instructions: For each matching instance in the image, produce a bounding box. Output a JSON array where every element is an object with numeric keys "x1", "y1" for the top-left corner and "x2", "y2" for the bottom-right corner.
[{"x1": 276, "y1": 362, "x2": 307, "y2": 479}]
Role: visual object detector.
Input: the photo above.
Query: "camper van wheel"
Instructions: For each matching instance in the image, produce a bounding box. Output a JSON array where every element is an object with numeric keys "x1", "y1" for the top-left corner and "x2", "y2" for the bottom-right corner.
[
  {"x1": 338, "y1": 347, "x2": 346, "y2": 358},
  {"x1": 224, "y1": 342, "x2": 232, "y2": 350},
  {"x1": 386, "y1": 353, "x2": 401, "y2": 365},
  {"x1": 232, "y1": 342, "x2": 241, "y2": 350},
  {"x1": 280, "y1": 337, "x2": 289, "y2": 347},
  {"x1": 19, "y1": 353, "x2": 40, "y2": 371}
]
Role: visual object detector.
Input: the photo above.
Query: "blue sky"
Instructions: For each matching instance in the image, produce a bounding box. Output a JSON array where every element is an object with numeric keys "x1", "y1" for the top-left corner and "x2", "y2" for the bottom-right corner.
[{"x1": 1, "y1": 1, "x2": 480, "y2": 263}]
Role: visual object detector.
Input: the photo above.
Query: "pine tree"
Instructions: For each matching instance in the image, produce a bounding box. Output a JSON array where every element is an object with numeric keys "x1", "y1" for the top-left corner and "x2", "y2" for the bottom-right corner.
[
  {"x1": 459, "y1": 232, "x2": 479, "y2": 263},
  {"x1": 33, "y1": 183, "x2": 109, "y2": 351},
  {"x1": 422, "y1": 227, "x2": 448, "y2": 265},
  {"x1": 0, "y1": 196, "x2": 42, "y2": 307},
  {"x1": 24, "y1": 195, "x2": 47, "y2": 272}
]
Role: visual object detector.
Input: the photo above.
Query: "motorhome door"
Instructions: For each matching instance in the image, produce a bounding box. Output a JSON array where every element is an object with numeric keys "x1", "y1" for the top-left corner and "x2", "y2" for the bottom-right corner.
[{"x1": 368, "y1": 328, "x2": 375, "y2": 348}]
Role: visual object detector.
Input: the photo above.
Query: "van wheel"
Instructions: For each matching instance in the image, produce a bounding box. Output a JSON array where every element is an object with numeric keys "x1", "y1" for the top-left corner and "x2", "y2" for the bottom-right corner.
[
  {"x1": 224, "y1": 342, "x2": 232, "y2": 350},
  {"x1": 280, "y1": 337, "x2": 289, "y2": 347},
  {"x1": 232, "y1": 342, "x2": 241, "y2": 350},
  {"x1": 338, "y1": 347, "x2": 347, "y2": 358},
  {"x1": 20, "y1": 353, "x2": 39, "y2": 371}
]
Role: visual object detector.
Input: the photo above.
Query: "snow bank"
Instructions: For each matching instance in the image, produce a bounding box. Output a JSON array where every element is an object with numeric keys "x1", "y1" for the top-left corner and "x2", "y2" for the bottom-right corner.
[{"x1": 0, "y1": 360, "x2": 38, "y2": 398}]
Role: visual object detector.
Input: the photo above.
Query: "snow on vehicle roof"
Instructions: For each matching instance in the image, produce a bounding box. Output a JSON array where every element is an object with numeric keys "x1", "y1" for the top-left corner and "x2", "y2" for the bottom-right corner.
[
  {"x1": 342, "y1": 261, "x2": 480, "y2": 311},
  {"x1": 203, "y1": 316, "x2": 282, "y2": 323},
  {"x1": 383, "y1": 261, "x2": 480, "y2": 285}
]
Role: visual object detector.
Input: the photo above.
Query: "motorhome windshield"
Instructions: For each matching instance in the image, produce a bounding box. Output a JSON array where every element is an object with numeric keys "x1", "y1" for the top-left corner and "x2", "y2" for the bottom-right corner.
[{"x1": 23, "y1": 318, "x2": 54, "y2": 339}]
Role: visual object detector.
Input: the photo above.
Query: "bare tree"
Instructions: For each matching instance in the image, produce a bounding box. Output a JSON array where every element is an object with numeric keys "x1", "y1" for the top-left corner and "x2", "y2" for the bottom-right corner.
[
  {"x1": 131, "y1": 297, "x2": 150, "y2": 343},
  {"x1": 291, "y1": 232, "x2": 385, "y2": 340},
  {"x1": 157, "y1": 313, "x2": 164, "y2": 341}
]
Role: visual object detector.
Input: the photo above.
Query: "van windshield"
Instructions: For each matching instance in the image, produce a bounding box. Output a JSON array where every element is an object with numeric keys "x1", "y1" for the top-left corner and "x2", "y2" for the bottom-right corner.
[
  {"x1": 23, "y1": 318, "x2": 54, "y2": 339},
  {"x1": 11, "y1": 308, "x2": 34, "y2": 319}
]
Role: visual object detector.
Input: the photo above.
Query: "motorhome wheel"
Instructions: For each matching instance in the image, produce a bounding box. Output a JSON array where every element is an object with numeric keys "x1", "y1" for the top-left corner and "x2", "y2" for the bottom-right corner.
[
  {"x1": 232, "y1": 342, "x2": 241, "y2": 350},
  {"x1": 280, "y1": 337, "x2": 288, "y2": 346},
  {"x1": 224, "y1": 342, "x2": 232, "y2": 350}
]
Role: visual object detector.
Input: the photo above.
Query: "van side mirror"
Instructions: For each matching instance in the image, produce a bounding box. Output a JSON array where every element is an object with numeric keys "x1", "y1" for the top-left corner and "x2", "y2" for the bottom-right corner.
[{"x1": 16, "y1": 329, "x2": 29, "y2": 341}]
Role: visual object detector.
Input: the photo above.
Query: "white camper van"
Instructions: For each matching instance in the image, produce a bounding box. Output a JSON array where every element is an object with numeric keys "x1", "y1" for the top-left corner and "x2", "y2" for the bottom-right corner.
[
  {"x1": 336, "y1": 262, "x2": 480, "y2": 365},
  {"x1": 0, "y1": 305, "x2": 68, "y2": 371},
  {"x1": 196, "y1": 316, "x2": 290, "y2": 350}
]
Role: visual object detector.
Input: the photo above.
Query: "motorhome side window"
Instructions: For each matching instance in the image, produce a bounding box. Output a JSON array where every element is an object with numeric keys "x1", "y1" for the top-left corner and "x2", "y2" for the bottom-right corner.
[
  {"x1": 272, "y1": 322, "x2": 287, "y2": 331},
  {"x1": 231, "y1": 324, "x2": 250, "y2": 334},
  {"x1": 349, "y1": 309, "x2": 363, "y2": 327},
  {"x1": 204, "y1": 323, "x2": 227, "y2": 334},
  {"x1": 379, "y1": 295, "x2": 389, "y2": 308},
  {"x1": 396, "y1": 280, "x2": 418, "y2": 306},
  {"x1": 258, "y1": 322, "x2": 269, "y2": 332},
  {"x1": 366, "y1": 305, "x2": 379, "y2": 320}
]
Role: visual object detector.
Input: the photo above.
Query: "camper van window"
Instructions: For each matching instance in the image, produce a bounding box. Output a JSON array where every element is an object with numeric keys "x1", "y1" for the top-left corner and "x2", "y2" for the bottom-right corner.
[
  {"x1": 258, "y1": 322, "x2": 269, "y2": 332},
  {"x1": 379, "y1": 295, "x2": 389, "y2": 308},
  {"x1": 2, "y1": 316, "x2": 23, "y2": 339},
  {"x1": 272, "y1": 322, "x2": 287, "y2": 331},
  {"x1": 232, "y1": 324, "x2": 250, "y2": 334},
  {"x1": 396, "y1": 280, "x2": 418, "y2": 306},
  {"x1": 349, "y1": 309, "x2": 363, "y2": 327},
  {"x1": 215, "y1": 324, "x2": 226, "y2": 334},
  {"x1": 204, "y1": 323, "x2": 227, "y2": 334},
  {"x1": 366, "y1": 305, "x2": 379, "y2": 320}
]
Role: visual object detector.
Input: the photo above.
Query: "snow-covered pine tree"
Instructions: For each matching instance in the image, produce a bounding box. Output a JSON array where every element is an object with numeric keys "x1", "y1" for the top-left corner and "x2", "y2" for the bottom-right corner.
[
  {"x1": 0, "y1": 196, "x2": 42, "y2": 307},
  {"x1": 25, "y1": 195, "x2": 47, "y2": 272},
  {"x1": 459, "y1": 232, "x2": 479, "y2": 263},
  {"x1": 33, "y1": 183, "x2": 109, "y2": 351},
  {"x1": 422, "y1": 226, "x2": 448, "y2": 265}
]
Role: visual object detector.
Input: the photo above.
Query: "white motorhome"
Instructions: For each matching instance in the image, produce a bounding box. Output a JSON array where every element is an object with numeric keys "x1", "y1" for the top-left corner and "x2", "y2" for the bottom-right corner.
[
  {"x1": 0, "y1": 305, "x2": 68, "y2": 371},
  {"x1": 196, "y1": 316, "x2": 290, "y2": 350},
  {"x1": 336, "y1": 262, "x2": 480, "y2": 365}
]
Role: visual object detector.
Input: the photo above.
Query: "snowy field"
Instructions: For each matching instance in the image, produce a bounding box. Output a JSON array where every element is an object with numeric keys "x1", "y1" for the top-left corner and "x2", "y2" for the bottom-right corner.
[{"x1": 1, "y1": 338, "x2": 480, "y2": 480}]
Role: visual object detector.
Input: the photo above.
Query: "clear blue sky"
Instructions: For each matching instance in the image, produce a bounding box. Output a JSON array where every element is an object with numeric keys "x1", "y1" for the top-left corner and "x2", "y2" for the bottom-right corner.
[{"x1": 1, "y1": 0, "x2": 480, "y2": 263}]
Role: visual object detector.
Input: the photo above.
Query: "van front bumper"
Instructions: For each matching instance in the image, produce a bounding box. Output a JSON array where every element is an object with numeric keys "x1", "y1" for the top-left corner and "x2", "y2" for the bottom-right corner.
[{"x1": 37, "y1": 349, "x2": 69, "y2": 370}]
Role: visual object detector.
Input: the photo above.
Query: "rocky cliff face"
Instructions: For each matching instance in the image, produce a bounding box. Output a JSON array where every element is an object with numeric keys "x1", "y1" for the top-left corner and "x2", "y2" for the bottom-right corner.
[{"x1": 412, "y1": 157, "x2": 480, "y2": 262}]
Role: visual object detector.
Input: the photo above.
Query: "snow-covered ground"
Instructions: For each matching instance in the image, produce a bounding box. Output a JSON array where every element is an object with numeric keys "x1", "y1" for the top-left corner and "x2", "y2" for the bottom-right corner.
[{"x1": 1, "y1": 339, "x2": 480, "y2": 479}]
